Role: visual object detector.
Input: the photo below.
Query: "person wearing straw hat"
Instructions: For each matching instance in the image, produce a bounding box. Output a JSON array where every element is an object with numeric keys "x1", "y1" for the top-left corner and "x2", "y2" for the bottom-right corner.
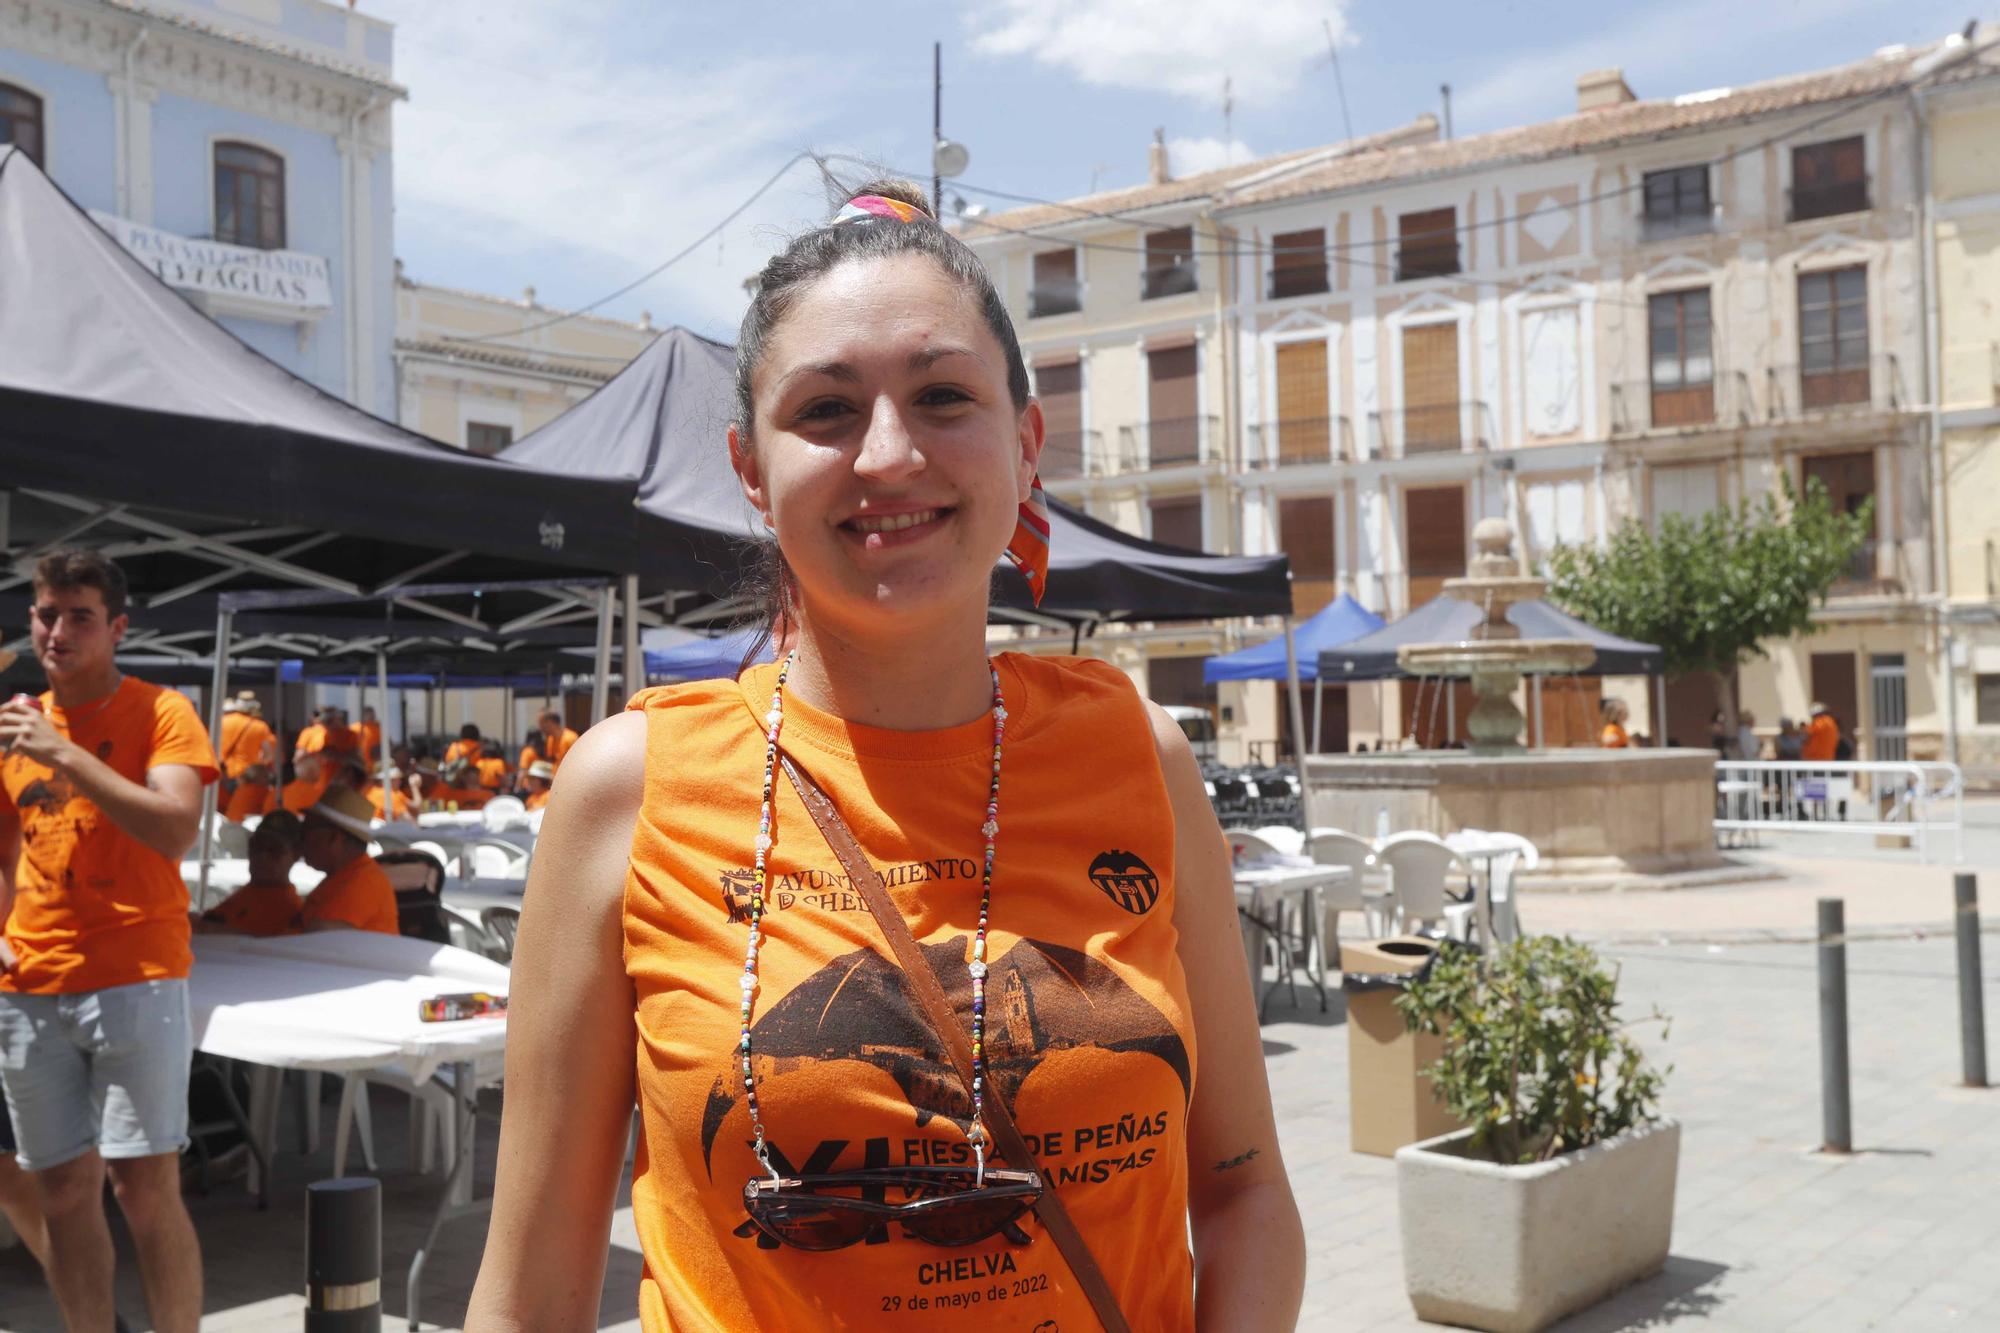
[
  {"x1": 521, "y1": 759, "x2": 556, "y2": 811},
  {"x1": 296, "y1": 788, "x2": 398, "y2": 935},
  {"x1": 218, "y1": 691, "x2": 277, "y2": 823},
  {"x1": 359, "y1": 762, "x2": 411, "y2": 822},
  {"x1": 197, "y1": 811, "x2": 306, "y2": 937},
  {"x1": 1801, "y1": 701, "x2": 1840, "y2": 762}
]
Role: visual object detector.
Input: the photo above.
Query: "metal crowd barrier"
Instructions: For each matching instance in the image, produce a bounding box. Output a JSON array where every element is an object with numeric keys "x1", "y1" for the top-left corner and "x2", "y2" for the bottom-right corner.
[{"x1": 1712, "y1": 759, "x2": 1964, "y2": 863}]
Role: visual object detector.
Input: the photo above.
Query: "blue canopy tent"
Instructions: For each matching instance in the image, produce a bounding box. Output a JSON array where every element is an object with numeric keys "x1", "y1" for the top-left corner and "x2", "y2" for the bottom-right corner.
[
  {"x1": 642, "y1": 626, "x2": 772, "y2": 682},
  {"x1": 1204, "y1": 593, "x2": 1385, "y2": 754}
]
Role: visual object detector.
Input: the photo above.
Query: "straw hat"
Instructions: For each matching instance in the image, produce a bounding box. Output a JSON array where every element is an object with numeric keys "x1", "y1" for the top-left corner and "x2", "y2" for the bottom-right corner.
[
  {"x1": 526, "y1": 760, "x2": 556, "y2": 781},
  {"x1": 304, "y1": 787, "x2": 376, "y2": 843},
  {"x1": 1810, "y1": 700, "x2": 1829, "y2": 715},
  {"x1": 223, "y1": 691, "x2": 261, "y2": 715}
]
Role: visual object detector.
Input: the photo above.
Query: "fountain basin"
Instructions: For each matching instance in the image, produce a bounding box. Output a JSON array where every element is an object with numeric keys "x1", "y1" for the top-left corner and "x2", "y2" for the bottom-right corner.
[{"x1": 1303, "y1": 747, "x2": 1734, "y2": 891}]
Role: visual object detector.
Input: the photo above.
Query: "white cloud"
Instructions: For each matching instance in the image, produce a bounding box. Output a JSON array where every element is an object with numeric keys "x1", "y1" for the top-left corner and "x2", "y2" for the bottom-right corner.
[
  {"x1": 371, "y1": 1, "x2": 856, "y2": 333},
  {"x1": 1166, "y1": 135, "x2": 1257, "y2": 175},
  {"x1": 968, "y1": 0, "x2": 1353, "y2": 107}
]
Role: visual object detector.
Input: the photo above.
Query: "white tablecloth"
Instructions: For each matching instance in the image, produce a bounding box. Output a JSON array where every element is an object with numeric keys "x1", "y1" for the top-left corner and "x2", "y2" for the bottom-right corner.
[
  {"x1": 182, "y1": 859, "x2": 323, "y2": 898},
  {"x1": 189, "y1": 933, "x2": 510, "y2": 1083}
]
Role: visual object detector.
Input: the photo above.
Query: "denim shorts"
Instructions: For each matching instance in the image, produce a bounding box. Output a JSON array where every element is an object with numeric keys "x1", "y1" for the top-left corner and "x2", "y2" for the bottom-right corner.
[{"x1": 0, "y1": 978, "x2": 192, "y2": 1171}]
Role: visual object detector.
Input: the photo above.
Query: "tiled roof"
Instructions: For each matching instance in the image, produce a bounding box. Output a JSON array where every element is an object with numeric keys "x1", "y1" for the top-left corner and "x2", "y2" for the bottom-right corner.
[
  {"x1": 399, "y1": 277, "x2": 656, "y2": 336},
  {"x1": 102, "y1": 0, "x2": 407, "y2": 96},
  {"x1": 395, "y1": 338, "x2": 626, "y2": 382},
  {"x1": 958, "y1": 120, "x2": 1440, "y2": 242},
  {"x1": 1220, "y1": 44, "x2": 1941, "y2": 208}
]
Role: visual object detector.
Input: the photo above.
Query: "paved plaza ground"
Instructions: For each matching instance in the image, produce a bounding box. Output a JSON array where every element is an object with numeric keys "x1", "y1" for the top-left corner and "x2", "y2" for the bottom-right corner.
[{"x1": 5, "y1": 802, "x2": 1999, "y2": 1331}]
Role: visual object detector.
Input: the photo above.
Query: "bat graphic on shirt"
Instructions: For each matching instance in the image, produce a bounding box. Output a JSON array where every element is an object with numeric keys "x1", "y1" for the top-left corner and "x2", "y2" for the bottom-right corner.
[{"x1": 698, "y1": 936, "x2": 1190, "y2": 1176}]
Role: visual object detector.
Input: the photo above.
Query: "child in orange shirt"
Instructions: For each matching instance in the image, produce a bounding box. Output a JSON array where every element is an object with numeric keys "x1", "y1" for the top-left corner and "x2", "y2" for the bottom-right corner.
[{"x1": 198, "y1": 812, "x2": 305, "y2": 936}]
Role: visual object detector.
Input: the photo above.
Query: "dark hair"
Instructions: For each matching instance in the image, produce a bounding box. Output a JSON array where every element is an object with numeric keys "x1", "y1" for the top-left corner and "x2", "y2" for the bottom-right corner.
[
  {"x1": 731, "y1": 178, "x2": 1032, "y2": 664},
  {"x1": 33, "y1": 547, "x2": 128, "y2": 620},
  {"x1": 538, "y1": 708, "x2": 563, "y2": 726},
  {"x1": 459, "y1": 723, "x2": 482, "y2": 740}
]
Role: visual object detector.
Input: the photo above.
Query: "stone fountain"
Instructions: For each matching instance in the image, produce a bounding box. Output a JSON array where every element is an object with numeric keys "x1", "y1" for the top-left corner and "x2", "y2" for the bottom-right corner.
[
  {"x1": 1397, "y1": 518, "x2": 1596, "y2": 752},
  {"x1": 1301, "y1": 519, "x2": 1750, "y2": 891}
]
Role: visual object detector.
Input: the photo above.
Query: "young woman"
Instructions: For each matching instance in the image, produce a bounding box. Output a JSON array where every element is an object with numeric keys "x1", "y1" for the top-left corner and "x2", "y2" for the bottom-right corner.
[{"x1": 466, "y1": 182, "x2": 1304, "y2": 1332}]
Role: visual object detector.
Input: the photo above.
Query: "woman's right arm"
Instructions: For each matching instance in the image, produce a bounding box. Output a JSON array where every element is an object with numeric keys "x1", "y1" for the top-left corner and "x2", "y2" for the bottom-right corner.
[{"x1": 465, "y1": 710, "x2": 648, "y2": 1331}]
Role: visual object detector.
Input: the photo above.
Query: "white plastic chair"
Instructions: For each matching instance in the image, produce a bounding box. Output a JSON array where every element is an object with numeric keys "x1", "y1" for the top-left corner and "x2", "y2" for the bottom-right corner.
[
  {"x1": 463, "y1": 837, "x2": 530, "y2": 880},
  {"x1": 1249, "y1": 825, "x2": 1306, "y2": 858},
  {"x1": 1374, "y1": 832, "x2": 1476, "y2": 939},
  {"x1": 1476, "y1": 832, "x2": 1539, "y2": 943},
  {"x1": 481, "y1": 795, "x2": 528, "y2": 831},
  {"x1": 1224, "y1": 828, "x2": 1286, "y2": 863},
  {"x1": 409, "y1": 840, "x2": 454, "y2": 874},
  {"x1": 1306, "y1": 829, "x2": 1382, "y2": 947}
]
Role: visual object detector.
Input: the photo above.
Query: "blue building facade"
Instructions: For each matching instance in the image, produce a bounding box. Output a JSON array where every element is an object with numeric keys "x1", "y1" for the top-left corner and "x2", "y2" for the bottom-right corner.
[{"x1": 0, "y1": 0, "x2": 400, "y2": 415}]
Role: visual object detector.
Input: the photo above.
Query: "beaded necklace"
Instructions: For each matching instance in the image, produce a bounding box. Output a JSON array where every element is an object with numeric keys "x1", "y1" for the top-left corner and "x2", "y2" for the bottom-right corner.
[{"x1": 741, "y1": 650, "x2": 1008, "y2": 1180}]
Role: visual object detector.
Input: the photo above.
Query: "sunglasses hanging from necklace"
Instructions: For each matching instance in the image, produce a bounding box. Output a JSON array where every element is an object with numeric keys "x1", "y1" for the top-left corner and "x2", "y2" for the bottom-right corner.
[{"x1": 736, "y1": 650, "x2": 1037, "y2": 1253}]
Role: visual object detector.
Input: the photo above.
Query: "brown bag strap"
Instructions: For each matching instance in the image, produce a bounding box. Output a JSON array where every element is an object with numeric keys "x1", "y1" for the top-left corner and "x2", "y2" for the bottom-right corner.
[{"x1": 781, "y1": 754, "x2": 1132, "y2": 1333}]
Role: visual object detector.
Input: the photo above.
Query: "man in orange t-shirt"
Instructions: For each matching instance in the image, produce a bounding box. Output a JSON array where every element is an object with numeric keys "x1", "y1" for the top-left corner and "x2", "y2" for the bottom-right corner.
[
  {"x1": 197, "y1": 811, "x2": 304, "y2": 937},
  {"x1": 281, "y1": 749, "x2": 332, "y2": 814},
  {"x1": 1801, "y1": 702, "x2": 1841, "y2": 762},
  {"x1": 443, "y1": 723, "x2": 485, "y2": 768},
  {"x1": 298, "y1": 788, "x2": 399, "y2": 934},
  {"x1": 217, "y1": 691, "x2": 278, "y2": 822},
  {"x1": 0, "y1": 549, "x2": 216, "y2": 1333},
  {"x1": 357, "y1": 707, "x2": 382, "y2": 763},
  {"x1": 536, "y1": 709, "x2": 580, "y2": 769}
]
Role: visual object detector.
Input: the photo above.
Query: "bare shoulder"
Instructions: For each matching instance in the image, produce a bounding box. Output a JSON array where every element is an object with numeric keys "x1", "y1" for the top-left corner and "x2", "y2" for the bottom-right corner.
[
  {"x1": 528, "y1": 711, "x2": 648, "y2": 914},
  {"x1": 1142, "y1": 700, "x2": 1199, "y2": 783}
]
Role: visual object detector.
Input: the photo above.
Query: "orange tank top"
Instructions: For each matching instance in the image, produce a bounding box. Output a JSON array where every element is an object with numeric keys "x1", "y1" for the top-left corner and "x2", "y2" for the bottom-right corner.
[{"x1": 623, "y1": 655, "x2": 1198, "y2": 1331}]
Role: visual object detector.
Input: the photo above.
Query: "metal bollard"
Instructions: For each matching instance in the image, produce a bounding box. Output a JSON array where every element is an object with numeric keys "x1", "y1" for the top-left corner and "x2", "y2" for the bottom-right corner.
[
  {"x1": 306, "y1": 1177, "x2": 381, "y2": 1332},
  {"x1": 1818, "y1": 898, "x2": 1851, "y2": 1153},
  {"x1": 1957, "y1": 873, "x2": 1988, "y2": 1089}
]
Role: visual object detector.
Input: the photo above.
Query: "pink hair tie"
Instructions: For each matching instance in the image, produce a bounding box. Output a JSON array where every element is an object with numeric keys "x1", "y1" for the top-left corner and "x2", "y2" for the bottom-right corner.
[{"x1": 832, "y1": 194, "x2": 923, "y2": 225}]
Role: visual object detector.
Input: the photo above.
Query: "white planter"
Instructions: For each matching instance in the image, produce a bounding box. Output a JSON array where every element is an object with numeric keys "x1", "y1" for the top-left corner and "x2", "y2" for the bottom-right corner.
[{"x1": 1396, "y1": 1118, "x2": 1680, "y2": 1333}]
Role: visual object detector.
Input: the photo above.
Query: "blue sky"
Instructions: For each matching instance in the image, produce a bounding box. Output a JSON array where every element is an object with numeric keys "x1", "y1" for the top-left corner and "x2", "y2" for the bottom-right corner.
[{"x1": 371, "y1": 0, "x2": 1978, "y2": 344}]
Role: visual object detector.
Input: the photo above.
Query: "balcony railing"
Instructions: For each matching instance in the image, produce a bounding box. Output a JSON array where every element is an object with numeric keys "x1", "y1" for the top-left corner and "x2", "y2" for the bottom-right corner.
[
  {"x1": 1638, "y1": 206, "x2": 1718, "y2": 243},
  {"x1": 1114, "y1": 414, "x2": 1221, "y2": 471},
  {"x1": 1028, "y1": 279, "x2": 1083, "y2": 318},
  {"x1": 1764, "y1": 354, "x2": 1906, "y2": 420},
  {"x1": 1609, "y1": 371, "x2": 1755, "y2": 435},
  {"x1": 1245, "y1": 416, "x2": 1354, "y2": 468},
  {"x1": 1036, "y1": 428, "x2": 1102, "y2": 482},
  {"x1": 1789, "y1": 178, "x2": 1870, "y2": 223},
  {"x1": 1368, "y1": 402, "x2": 1492, "y2": 457},
  {"x1": 1266, "y1": 264, "x2": 1330, "y2": 300},
  {"x1": 1140, "y1": 262, "x2": 1199, "y2": 300}
]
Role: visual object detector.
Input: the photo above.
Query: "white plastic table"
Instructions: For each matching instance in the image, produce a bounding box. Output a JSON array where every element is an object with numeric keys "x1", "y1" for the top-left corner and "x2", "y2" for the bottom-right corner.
[
  {"x1": 1234, "y1": 859, "x2": 1352, "y2": 1017},
  {"x1": 188, "y1": 933, "x2": 509, "y2": 1328}
]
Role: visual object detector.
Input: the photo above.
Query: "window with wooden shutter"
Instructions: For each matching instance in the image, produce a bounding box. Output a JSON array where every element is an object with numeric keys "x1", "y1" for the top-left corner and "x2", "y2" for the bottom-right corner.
[
  {"x1": 1029, "y1": 248, "x2": 1081, "y2": 317},
  {"x1": 1399, "y1": 323, "x2": 1461, "y2": 454},
  {"x1": 1141, "y1": 226, "x2": 1196, "y2": 299},
  {"x1": 1035, "y1": 361, "x2": 1085, "y2": 479},
  {"x1": 1279, "y1": 496, "x2": 1336, "y2": 616},
  {"x1": 0, "y1": 84, "x2": 44, "y2": 168},
  {"x1": 1273, "y1": 340, "x2": 1332, "y2": 464},
  {"x1": 1642, "y1": 166, "x2": 1710, "y2": 223},
  {"x1": 1268, "y1": 227, "x2": 1328, "y2": 298},
  {"x1": 1146, "y1": 655, "x2": 1215, "y2": 710},
  {"x1": 1146, "y1": 343, "x2": 1201, "y2": 465},
  {"x1": 1148, "y1": 496, "x2": 1202, "y2": 550},
  {"x1": 1799, "y1": 266, "x2": 1869, "y2": 408},
  {"x1": 1396, "y1": 206, "x2": 1459, "y2": 280},
  {"x1": 1404, "y1": 485, "x2": 1466, "y2": 607},
  {"x1": 1647, "y1": 289, "x2": 1714, "y2": 427},
  {"x1": 1800, "y1": 450, "x2": 1877, "y2": 583},
  {"x1": 215, "y1": 142, "x2": 286, "y2": 250},
  {"x1": 1791, "y1": 137, "x2": 1867, "y2": 221},
  {"x1": 465, "y1": 422, "x2": 514, "y2": 456}
]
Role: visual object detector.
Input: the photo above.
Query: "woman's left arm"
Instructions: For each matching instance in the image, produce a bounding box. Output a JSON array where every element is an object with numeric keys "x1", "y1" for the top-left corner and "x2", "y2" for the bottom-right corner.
[{"x1": 1149, "y1": 703, "x2": 1306, "y2": 1331}]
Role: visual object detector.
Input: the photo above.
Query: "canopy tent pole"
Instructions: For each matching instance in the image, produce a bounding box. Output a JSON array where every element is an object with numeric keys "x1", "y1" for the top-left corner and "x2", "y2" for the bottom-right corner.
[
  {"x1": 622, "y1": 573, "x2": 642, "y2": 704},
  {"x1": 591, "y1": 585, "x2": 614, "y2": 723},
  {"x1": 1280, "y1": 616, "x2": 1312, "y2": 830},
  {"x1": 1655, "y1": 673, "x2": 1668, "y2": 748},
  {"x1": 376, "y1": 649, "x2": 393, "y2": 816},
  {"x1": 271, "y1": 659, "x2": 285, "y2": 774},
  {"x1": 1532, "y1": 674, "x2": 1545, "y2": 749},
  {"x1": 1312, "y1": 677, "x2": 1324, "y2": 756},
  {"x1": 1446, "y1": 683, "x2": 1456, "y2": 745},
  {"x1": 196, "y1": 608, "x2": 232, "y2": 912}
]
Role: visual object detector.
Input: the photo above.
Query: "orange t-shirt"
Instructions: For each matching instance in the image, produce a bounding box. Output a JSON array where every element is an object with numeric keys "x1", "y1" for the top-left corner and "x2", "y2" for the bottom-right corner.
[
  {"x1": 218, "y1": 712, "x2": 276, "y2": 779},
  {"x1": 282, "y1": 774, "x2": 330, "y2": 813},
  {"x1": 301, "y1": 855, "x2": 399, "y2": 934},
  {"x1": 359, "y1": 721, "x2": 382, "y2": 760},
  {"x1": 204, "y1": 882, "x2": 303, "y2": 936},
  {"x1": 623, "y1": 655, "x2": 1197, "y2": 1331},
  {"x1": 295, "y1": 723, "x2": 328, "y2": 755},
  {"x1": 0, "y1": 677, "x2": 219, "y2": 994},
  {"x1": 224, "y1": 781, "x2": 277, "y2": 821},
  {"x1": 1600, "y1": 723, "x2": 1630, "y2": 749},
  {"x1": 548, "y1": 727, "x2": 580, "y2": 766},
  {"x1": 523, "y1": 789, "x2": 549, "y2": 812},
  {"x1": 1802, "y1": 715, "x2": 1840, "y2": 762},
  {"x1": 475, "y1": 755, "x2": 510, "y2": 792},
  {"x1": 363, "y1": 782, "x2": 411, "y2": 822},
  {"x1": 444, "y1": 739, "x2": 483, "y2": 766},
  {"x1": 517, "y1": 743, "x2": 541, "y2": 775}
]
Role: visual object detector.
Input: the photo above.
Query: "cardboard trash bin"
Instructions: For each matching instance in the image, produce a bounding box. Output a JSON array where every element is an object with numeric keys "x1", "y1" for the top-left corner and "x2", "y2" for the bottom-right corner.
[{"x1": 1341, "y1": 935, "x2": 1462, "y2": 1157}]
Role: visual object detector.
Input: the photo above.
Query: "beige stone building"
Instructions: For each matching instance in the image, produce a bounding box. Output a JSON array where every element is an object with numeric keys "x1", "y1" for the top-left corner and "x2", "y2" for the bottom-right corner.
[
  {"x1": 394, "y1": 270, "x2": 655, "y2": 453},
  {"x1": 976, "y1": 37, "x2": 1997, "y2": 769}
]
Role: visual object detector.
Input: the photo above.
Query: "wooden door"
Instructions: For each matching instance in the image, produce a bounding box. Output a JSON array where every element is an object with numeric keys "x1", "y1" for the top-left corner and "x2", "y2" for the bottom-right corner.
[
  {"x1": 1274, "y1": 339, "x2": 1331, "y2": 463},
  {"x1": 1404, "y1": 485, "x2": 1466, "y2": 608},
  {"x1": 1801, "y1": 450, "x2": 1877, "y2": 582},
  {"x1": 1809, "y1": 652, "x2": 1859, "y2": 745},
  {"x1": 1401, "y1": 323, "x2": 1460, "y2": 453},
  {"x1": 1535, "y1": 676, "x2": 1605, "y2": 747}
]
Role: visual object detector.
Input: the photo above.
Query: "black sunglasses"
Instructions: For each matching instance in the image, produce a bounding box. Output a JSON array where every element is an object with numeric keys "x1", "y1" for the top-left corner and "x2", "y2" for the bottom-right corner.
[{"x1": 742, "y1": 1165, "x2": 1043, "y2": 1252}]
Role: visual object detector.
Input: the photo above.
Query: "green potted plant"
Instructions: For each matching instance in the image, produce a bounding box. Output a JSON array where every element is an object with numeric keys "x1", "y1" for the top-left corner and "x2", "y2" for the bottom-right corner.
[{"x1": 1391, "y1": 936, "x2": 1676, "y2": 1333}]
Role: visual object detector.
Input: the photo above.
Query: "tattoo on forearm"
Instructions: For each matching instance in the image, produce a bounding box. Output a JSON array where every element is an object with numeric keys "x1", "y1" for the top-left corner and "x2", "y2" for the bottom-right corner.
[{"x1": 1213, "y1": 1146, "x2": 1261, "y2": 1172}]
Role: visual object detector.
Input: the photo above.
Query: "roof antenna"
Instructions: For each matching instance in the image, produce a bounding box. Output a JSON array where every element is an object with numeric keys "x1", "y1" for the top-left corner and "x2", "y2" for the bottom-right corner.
[
  {"x1": 1440, "y1": 83, "x2": 1454, "y2": 139},
  {"x1": 1323, "y1": 19, "x2": 1355, "y2": 143}
]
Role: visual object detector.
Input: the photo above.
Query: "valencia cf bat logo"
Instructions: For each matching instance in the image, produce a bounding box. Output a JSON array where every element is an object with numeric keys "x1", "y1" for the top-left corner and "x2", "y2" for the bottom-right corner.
[{"x1": 1088, "y1": 849, "x2": 1159, "y2": 915}]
